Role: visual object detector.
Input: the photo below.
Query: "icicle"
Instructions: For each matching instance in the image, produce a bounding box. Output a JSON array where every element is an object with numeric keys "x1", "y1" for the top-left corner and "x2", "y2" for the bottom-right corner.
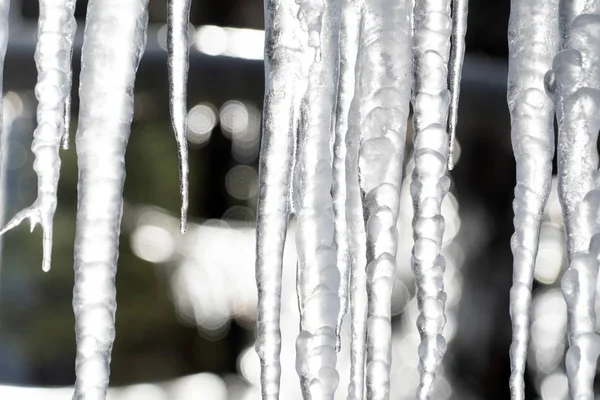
[
  {"x1": 293, "y1": 0, "x2": 342, "y2": 398},
  {"x1": 343, "y1": 0, "x2": 412, "y2": 398},
  {"x1": 255, "y1": 0, "x2": 308, "y2": 398},
  {"x1": 545, "y1": 5, "x2": 600, "y2": 398},
  {"x1": 167, "y1": 0, "x2": 190, "y2": 233},
  {"x1": 506, "y1": 1, "x2": 558, "y2": 399},
  {"x1": 0, "y1": 0, "x2": 77, "y2": 272},
  {"x1": 72, "y1": 0, "x2": 149, "y2": 398},
  {"x1": 330, "y1": 1, "x2": 369, "y2": 398},
  {"x1": 447, "y1": 0, "x2": 468, "y2": 170},
  {"x1": 411, "y1": 0, "x2": 452, "y2": 398},
  {"x1": 332, "y1": 0, "x2": 361, "y2": 352}
]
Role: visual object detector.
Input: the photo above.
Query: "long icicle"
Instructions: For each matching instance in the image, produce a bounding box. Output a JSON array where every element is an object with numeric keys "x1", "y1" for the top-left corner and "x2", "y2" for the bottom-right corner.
[
  {"x1": 447, "y1": 0, "x2": 468, "y2": 170},
  {"x1": 293, "y1": 0, "x2": 342, "y2": 398},
  {"x1": 167, "y1": 0, "x2": 190, "y2": 233},
  {"x1": 332, "y1": 0, "x2": 361, "y2": 352},
  {"x1": 333, "y1": 1, "x2": 369, "y2": 399},
  {"x1": 546, "y1": 3, "x2": 600, "y2": 398},
  {"x1": 255, "y1": 0, "x2": 306, "y2": 398},
  {"x1": 411, "y1": 0, "x2": 452, "y2": 397},
  {"x1": 506, "y1": 0, "x2": 558, "y2": 398},
  {"x1": 352, "y1": 0, "x2": 412, "y2": 398},
  {"x1": 72, "y1": 0, "x2": 149, "y2": 397},
  {"x1": 0, "y1": 0, "x2": 77, "y2": 272}
]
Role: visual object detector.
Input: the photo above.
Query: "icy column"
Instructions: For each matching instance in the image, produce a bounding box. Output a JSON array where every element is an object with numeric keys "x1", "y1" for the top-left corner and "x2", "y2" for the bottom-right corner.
[
  {"x1": 411, "y1": 0, "x2": 452, "y2": 398},
  {"x1": 72, "y1": 0, "x2": 149, "y2": 398},
  {"x1": 546, "y1": 5, "x2": 600, "y2": 398},
  {"x1": 167, "y1": 0, "x2": 191, "y2": 233},
  {"x1": 0, "y1": 1, "x2": 7, "y2": 159},
  {"x1": 331, "y1": 1, "x2": 369, "y2": 398},
  {"x1": 293, "y1": 0, "x2": 342, "y2": 398},
  {"x1": 0, "y1": 0, "x2": 77, "y2": 272},
  {"x1": 506, "y1": 0, "x2": 558, "y2": 398},
  {"x1": 332, "y1": 0, "x2": 362, "y2": 352},
  {"x1": 346, "y1": 0, "x2": 412, "y2": 398},
  {"x1": 447, "y1": 0, "x2": 468, "y2": 170},
  {"x1": 255, "y1": 0, "x2": 308, "y2": 398}
]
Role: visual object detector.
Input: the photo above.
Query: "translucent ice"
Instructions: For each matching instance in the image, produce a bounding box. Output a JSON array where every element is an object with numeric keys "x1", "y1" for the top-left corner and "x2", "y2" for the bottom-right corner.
[
  {"x1": 0, "y1": 0, "x2": 77, "y2": 272},
  {"x1": 167, "y1": 0, "x2": 191, "y2": 233},
  {"x1": 292, "y1": 0, "x2": 342, "y2": 397},
  {"x1": 411, "y1": 0, "x2": 452, "y2": 397},
  {"x1": 506, "y1": 0, "x2": 558, "y2": 398},
  {"x1": 71, "y1": 0, "x2": 149, "y2": 398},
  {"x1": 546, "y1": 7, "x2": 600, "y2": 399},
  {"x1": 255, "y1": 1, "x2": 309, "y2": 399},
  {"x1": 447, "y1": 0, "x2": 468, "y2": 170},
  {"x1": 351, "y1": 0, "x2": 413, "y2": 398}
]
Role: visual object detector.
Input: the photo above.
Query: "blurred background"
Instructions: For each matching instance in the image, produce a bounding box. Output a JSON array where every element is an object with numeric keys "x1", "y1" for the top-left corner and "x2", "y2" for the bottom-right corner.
[{"x1": 0, "y1": 0, "x2": 576, "y2": 399}]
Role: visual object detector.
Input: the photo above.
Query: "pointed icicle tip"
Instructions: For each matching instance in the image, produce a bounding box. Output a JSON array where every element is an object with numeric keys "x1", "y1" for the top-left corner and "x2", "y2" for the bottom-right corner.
[{"x1": 447, "y1": 0, "x2": 469, "y2": 171}]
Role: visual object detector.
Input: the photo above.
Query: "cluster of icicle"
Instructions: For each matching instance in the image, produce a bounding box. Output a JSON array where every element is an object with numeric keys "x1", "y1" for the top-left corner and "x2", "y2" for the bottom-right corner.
[
  {"x1": 508, "y1": 0, "x2": 600, "y2": 399},
  {"x1": 0, "y1": 0, "x2": 192, "y2": 398},
  {"x1": 255, "y1": 0, "x2": 468, "y2": 398}
]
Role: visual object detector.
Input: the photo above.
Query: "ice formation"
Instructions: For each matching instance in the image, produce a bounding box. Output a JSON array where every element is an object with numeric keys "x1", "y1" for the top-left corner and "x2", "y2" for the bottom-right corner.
[
  {"x1": 71, "y1": 0, "x2": 149, "y2": 398},
  {"x1": 0, "y1": 0, "x2": 77, "y2": 272},
  {"x1": 6, "y1": 0, "x2": 600, "y2": 397},
  {"x1": 410, "y1": 0, "x2": 452, "y2": 397},
  {"x1": 167, "y1": 0, "x2": 191, "y2": 233},
  {"x1": 506, "y1": 0, "x2": 558, "y2": 398},
  {"x1": 447, "y1": 0, "x2": 468, "y2": 170},
  {"x1": 545, "y1": 3, "x2": 600, "y2": 397}
]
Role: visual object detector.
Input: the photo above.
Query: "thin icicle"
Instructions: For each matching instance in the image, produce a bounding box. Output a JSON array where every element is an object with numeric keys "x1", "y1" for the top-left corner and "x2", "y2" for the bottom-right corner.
[
  {"x1": 167, "y1": 0, "x2": 190, "y2": 233},
  {"x1": 346, "y1": 0, "x2": 412, "y2": 398},
  {"x1": 72, "y1": 0, "x2": 149, "y2": 398},
  {"x1": 332, "y1": 0, "x2": 361, "y2": 352},
  {"x1": 255, "y1": 0, "x2": 308, "y2": 398},
  {"x1": 506, "y1": 0, "x2": 558, "y2": 398},
  {"x1": 0, "y1": 0, "x2": 77, "y2": 272},
  {"x1": 545, "y1": 5, "x2": 600, "y2": 398},
  {"x1": 332, "y1": 1, "x2": 369, "y2": 399},
  {"x1": 293, "y1": 0, "x2": 342, "y2": 398},
  {"x1": 447, "y1": 0, "x2": 468, "y2": 170},
  {"x1": 411, "y1": 0, "x2": 452, "y2": 398}
]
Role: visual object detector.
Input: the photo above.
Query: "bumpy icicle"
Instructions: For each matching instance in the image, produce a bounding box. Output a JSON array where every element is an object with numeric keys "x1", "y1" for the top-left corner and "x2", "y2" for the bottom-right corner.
[
  {"x1": 506, "y1": 0, "x2": 558, "y2": 398},
  {"x1": 0, "y1": 0, "x2": 77, "y2": 272},
  {"x1": 72, "y1": 0, "x2": 149, "y2": 398},
  {"x1": 167, "y1": 0, "x2": 190, "y2": 233},
  {"x1": 447, "y1": 0, "x2": 468, "y2": 170},
  {"x1": 350, "y1": 0, "x2": 413, "y2": 398},
  {"x1": 411, "y1": 0, "x2": 452, "y2": 398},
  {"x1": 546, "y1": 4, "x2": 600, "y2": 398},
  {"x1": 293, "y1": 0, "x2": 342, "y2": 398},
  {"x1": 332, "y1": 0, "x2": 361, "y2": 352},
  {"x1": 255, "y1": 0, "x2": 307, "y2": 398}
]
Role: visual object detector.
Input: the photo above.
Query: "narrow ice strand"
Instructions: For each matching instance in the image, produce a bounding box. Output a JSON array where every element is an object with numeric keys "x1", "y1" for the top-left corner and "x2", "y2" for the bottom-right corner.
[
  {"x1": 350, "y1": 0, "x2": 412, "y2": 398},
  {"x1": 0, "y1": 0, "x2": 77, "y2": 272},
  {"x1": 63, "y1": 1, "x2": 76, "y2": 151},
  {"x1": 72, "y1": 0, "x2": 149, "y2": 398},
  {"x1": 333, "y1": 2, "x2": 370, "y2": 398},
  {"x1": 293, "y1": 0, "x2": 342, "y2": 398},
  {"x1": 255, "y1": 1, "x2": 307, "y2": 398},
  {"x1": 546, "y1": 6, "x2": 600, "y2": 399},
  {"x1": 447, "y1": 0, "x2": 468, "y2": 170},
  {"x1": 411, "y1": 0, "x2": 452, "y2": 398},
  {"x1": 167, "y1": 0, "x2": 191, "y2": 233},
  {"x1": 506, "y1": 0, "x2": 558, "y2": 398},
  {"x1": 0, "y1": 0, "x2": 8, "y2": 223},
  {"x1": 332, "y1": 0, "x2": 362, "y2": 352}
]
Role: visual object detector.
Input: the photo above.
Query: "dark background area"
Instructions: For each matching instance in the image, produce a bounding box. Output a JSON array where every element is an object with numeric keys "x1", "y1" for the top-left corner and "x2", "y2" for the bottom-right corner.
[{"x1": 0, "y1": 1, "x2": 547, "y2": 399}]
